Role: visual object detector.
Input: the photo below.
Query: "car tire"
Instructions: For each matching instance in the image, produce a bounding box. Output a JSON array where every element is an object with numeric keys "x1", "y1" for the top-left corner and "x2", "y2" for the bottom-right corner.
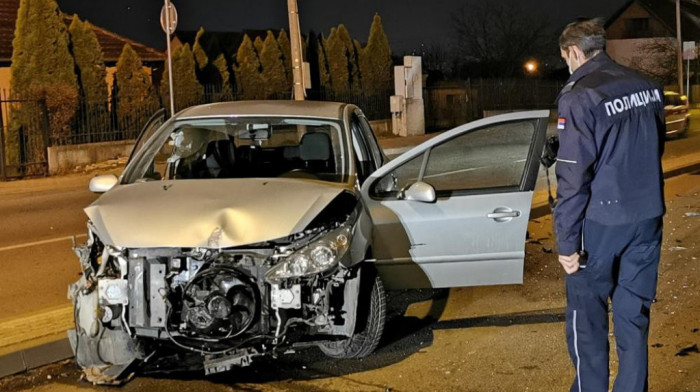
[{"x1": 319, "y1": 270, "x2": 386, "y2": 359}]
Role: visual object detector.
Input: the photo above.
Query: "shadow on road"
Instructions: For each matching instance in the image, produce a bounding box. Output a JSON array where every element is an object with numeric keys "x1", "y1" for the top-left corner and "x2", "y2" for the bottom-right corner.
[
  {"x1": 139, "y1": 290, "x2": 565, "y2": 387},
  {"x1": 434, "y1": 307, "x2": 565, "y2": 331}
]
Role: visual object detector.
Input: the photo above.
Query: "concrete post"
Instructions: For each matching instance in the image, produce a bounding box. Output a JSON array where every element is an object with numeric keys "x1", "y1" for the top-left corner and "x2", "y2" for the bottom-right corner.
[
  {"x1": 390, "y1": 56, "x2": 425, "y2": 137},
  {"x1": 287, "y1": 0, "x2": 305, "y2": 100}
]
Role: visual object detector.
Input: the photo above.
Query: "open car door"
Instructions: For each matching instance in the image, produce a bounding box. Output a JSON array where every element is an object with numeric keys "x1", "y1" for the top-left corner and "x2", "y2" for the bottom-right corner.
[{"x1": 360, "y1": 110, "x2": 549, "y2": 289}]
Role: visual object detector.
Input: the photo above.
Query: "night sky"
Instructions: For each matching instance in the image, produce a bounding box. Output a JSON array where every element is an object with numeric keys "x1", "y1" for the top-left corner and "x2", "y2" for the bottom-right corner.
[{"x1": 56, "y1": 0, "x2": 629, "y2": 54}]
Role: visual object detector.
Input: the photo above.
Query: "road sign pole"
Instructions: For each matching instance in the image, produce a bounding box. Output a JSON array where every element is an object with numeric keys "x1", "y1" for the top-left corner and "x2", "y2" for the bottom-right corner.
[
  {"x1": 677, "y1": 0, "x2": 683, "y2": 94},
  {"x1": 683, "y1": 41, "x2": 696, "y2": 102},
  {"x1": 164, "y1": 0, "x2": 175, "y2": 116}
]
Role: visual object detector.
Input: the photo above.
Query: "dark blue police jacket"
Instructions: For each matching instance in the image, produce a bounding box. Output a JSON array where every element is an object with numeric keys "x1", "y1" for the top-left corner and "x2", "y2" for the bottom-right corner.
[{"x1": 554, "y1": 52, "x2": 665, "y2": 256}]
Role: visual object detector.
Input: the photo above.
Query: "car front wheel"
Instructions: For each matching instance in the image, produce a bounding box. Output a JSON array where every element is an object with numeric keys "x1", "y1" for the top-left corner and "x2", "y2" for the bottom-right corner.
[{"x1": 319, "y1": 271, "x2": 386, "y2": 359}]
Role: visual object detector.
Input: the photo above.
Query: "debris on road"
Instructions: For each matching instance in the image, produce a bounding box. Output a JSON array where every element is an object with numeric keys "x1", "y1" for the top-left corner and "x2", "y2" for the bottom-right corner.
[
  {"x1": 684, "y1": 212, "x2": 700, "y2": 217},
  {"x1": 675, "y1": 344, "x2": 699, "y2": 357},
  {"x1": 669, "y1": 246, "x2": 687, "y2": 251}
]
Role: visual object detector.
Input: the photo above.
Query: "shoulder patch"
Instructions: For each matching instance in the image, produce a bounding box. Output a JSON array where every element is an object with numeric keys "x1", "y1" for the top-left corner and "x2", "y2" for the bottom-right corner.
[{"x1": 557, "y1": 117, "x2": 566, "y2": 130}]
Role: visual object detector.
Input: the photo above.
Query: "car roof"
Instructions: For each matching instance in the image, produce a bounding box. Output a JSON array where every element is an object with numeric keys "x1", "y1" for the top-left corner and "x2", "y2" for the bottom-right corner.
[{"x1": 175, "y1": 100, "x2": 350, "y2": 121}]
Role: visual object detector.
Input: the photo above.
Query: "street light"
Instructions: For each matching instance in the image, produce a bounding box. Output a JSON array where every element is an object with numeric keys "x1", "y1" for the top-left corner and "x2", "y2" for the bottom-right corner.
[{"x1": 524, "y1": 60, "x2": 538, "y2": 74}]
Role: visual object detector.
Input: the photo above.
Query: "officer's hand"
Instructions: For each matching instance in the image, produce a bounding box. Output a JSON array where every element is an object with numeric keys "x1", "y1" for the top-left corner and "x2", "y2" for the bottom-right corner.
[{"x1": 558, "y1": 253, "x2": 581, "y2": 275}]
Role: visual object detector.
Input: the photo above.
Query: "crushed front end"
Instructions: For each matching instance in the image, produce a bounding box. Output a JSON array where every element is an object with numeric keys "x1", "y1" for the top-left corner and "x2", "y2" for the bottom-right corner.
[{"x1": 68, "y1": 209, "x2": 364, "y2": 384}]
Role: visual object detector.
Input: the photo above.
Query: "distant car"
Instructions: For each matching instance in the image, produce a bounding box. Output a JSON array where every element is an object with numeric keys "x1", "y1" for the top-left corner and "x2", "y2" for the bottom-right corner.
[
  {"x1": 68, "y1": 101, "x2": 548, "y2": 384},
  {"x1": 664, "y1": 91, "x2": 690, "y2": 138}
]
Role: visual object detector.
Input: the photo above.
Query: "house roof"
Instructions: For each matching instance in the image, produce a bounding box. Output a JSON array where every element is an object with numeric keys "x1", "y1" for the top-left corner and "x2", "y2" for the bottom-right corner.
[
  {"x1": 63, "y1": 14, "x2": 164, "y2": 63},
  {"x1": 0, "y1": 0, "x2": 164, "y2": 63},
  {"x1": 606, "y1": 0, "x2": 700, "y2": 40}
]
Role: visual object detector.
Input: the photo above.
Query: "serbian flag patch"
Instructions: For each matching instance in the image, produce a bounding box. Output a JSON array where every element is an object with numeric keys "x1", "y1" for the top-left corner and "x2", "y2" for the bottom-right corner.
[{"x1": 557, "y1": 117, "x2": 566, "y2": 130}]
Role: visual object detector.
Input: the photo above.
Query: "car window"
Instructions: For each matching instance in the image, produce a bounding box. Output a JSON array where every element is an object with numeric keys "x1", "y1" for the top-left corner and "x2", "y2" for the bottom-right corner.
[
  {"x1": 122, "y1": 117, "x2": 349, "y2": 184},
  {"x1": 372, "y1": 119, "x2": 536, "y2": 196},
  {"x1": 357, "y1": 115, "x2": 384, "y2": 168},
  {"x1": 372, "y1": 152, "x2": 425, "y2": 196},
  {"x1": 664, "y1": 94, "x2": 682, "y2": 106},
  {"x1": 128, "y1": 109, "x2": 166, "y2": 164},
  {"x1": 351, "y1": 114, "x2": 377, "y2": 183},
  {"x1": 350, "y1": 115, "x2": 370, "y2": 162},
  {"x1": 422, "y1": 121, "x2": 535, "y2": 191}
]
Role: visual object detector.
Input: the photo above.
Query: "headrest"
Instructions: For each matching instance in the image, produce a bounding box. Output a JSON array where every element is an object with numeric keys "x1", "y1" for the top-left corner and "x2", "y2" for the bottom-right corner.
[{"x1": 300, "y1": 132, "x2": 331, "y2": 161}]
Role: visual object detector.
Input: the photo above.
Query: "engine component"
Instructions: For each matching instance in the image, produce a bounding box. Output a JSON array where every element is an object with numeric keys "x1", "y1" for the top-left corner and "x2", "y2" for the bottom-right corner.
[
  {"x1": 181, "y1": 267, "x2": 258, "y2": 338},
  {"x1": 69, "y1": 273, "x2": 142, "y2": 385},
  {"x1": 207, "y1": 294, "x2": 232, "y2": 318},
  {"x1": 98, "y1": 279, "x2": 128, "y2": 305},
  {"x1": 270, "y1": 284, "x2": 301, "y2": 309},
  {"x1": 101, "y1": 306, "x2": 115, "y2": 323},
  {"x1": 149, "y1": 263, "x2": 167, "y2": 327},
  {"x1": 203, "y1": 348, "x2": 260, "y2": 375}
]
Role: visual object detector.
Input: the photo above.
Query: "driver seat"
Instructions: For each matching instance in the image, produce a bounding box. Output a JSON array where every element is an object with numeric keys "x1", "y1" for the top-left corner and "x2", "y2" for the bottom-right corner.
[{"x1": 205, "y1": 139, "x2": 237, "y2": 178}]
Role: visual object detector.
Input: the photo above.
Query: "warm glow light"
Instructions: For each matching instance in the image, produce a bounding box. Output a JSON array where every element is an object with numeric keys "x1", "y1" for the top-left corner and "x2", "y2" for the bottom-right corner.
[{"x1": 524, "y1": 60, "x2": 538, "y2": 73}]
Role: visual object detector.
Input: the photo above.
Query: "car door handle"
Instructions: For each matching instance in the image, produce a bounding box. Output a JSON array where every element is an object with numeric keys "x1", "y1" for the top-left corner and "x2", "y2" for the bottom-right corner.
[{"x1": 487, "y1": 209, "x2": 520, "y2": 222}]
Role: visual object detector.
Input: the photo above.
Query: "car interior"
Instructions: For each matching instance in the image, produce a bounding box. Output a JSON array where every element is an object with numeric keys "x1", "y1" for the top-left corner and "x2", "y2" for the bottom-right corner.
[{"x1": 170, "y1": 129, "x2": 340, "y2": 182}]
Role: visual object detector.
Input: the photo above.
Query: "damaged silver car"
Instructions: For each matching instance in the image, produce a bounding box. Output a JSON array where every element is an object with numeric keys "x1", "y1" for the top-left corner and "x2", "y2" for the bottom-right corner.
[{"x1": 68, "y1": 101, "x2": 548, "y2": 383}]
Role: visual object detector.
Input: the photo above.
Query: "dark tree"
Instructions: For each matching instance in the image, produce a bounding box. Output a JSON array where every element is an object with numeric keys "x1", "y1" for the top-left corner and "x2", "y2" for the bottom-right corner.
[
  {"x1": 260, "y1": 31, "x2": 288, "y2": 98},
  {"x1": 451, "y1": 0, "x2": 550, "y2": 77},
  {"x1": 359, "y1": 14, "x2": 393, "y2": 93},
  {"x1": 235, "y1": 35, "x2": 264, "y2": 100},
  {"x1": 9, "y1": 0, "x2": 78, "y2": 167},
  {"x1": 630, "y1": 39, "x2": 678, "y2": 85}
]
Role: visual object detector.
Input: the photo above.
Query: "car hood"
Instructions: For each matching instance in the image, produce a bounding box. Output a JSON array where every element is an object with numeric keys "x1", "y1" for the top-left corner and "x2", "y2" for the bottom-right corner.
[{"x1": 85, "y1": 178, "x2": 352, "y2": 248}]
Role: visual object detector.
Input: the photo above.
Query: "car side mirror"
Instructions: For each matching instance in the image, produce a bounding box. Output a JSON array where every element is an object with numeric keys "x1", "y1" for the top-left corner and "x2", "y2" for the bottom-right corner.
[
  {"x1": 89, "y1": 174, "x2": 118, "y2": 193},
  {"x1": 399, "y1": 181, "x2": 436, "y2": 203}
]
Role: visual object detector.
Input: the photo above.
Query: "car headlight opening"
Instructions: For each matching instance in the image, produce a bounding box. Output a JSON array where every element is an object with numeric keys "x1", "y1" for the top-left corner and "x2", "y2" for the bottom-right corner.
[{"x1": 266, "y1": 226, "x2": 352, "y2": 282}]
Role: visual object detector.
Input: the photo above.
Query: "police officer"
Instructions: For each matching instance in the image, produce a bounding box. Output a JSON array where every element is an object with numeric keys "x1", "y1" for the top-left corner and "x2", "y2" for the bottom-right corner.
[{"x1": 554, "y1": 18, "x2": 665, "y2": 392}]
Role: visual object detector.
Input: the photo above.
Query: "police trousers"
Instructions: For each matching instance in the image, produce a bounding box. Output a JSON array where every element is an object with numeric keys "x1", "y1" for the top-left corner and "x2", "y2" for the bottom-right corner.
[{"x1": 565, "y1": 217, "x2": 662, "y2": 392}]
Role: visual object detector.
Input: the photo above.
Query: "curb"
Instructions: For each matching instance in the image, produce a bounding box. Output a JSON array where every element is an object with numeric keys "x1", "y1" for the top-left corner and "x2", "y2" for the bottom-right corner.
[
  {"x1": 1, "y1": 161, "x2": 699, "y2": 380},
  {"x1": 0, "y1": 338, "x2": 72, "y2": 379},
  {"x1": 383, "y1": 146, "x2": 412, "y2": 156}
]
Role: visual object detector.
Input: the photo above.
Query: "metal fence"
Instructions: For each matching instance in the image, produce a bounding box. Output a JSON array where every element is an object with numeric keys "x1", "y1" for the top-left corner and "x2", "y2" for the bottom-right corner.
[
  {"x1": 424, "y1": 78, "x2": 564, "y2": 131},
  {"x1": 59, "y1": 98, "x2": 161, "y2": 146},
  {"x1": 309, "y1": 89, "x2": 393, "y2": 121},
  {"x1": 0, "y1": 93, "x2": 49, "y2": 179}
]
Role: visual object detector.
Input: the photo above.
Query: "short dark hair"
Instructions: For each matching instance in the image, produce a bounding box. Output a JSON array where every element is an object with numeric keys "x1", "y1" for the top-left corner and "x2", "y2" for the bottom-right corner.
[{"x1": 559, "y1": 18, "x2": 607, "y2": 58}]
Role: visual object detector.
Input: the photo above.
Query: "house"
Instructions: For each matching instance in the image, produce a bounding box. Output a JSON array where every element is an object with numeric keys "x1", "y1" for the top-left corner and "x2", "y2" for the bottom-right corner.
[
  {"x1": 605, "y1": 0, "x2": 700, "y2": 85},
  {"x1": 0, "y1": 0, "x2": 165, "y2": 98}
]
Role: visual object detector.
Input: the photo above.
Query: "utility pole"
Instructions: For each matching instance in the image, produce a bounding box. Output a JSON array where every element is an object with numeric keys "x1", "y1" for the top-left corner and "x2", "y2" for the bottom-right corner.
[
  {"x1": 287, "y1": 0, "x2": 305, "y2": 100},
  {"x1": 677, "y1": 0, "x2": 684, "y2": 94}
]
